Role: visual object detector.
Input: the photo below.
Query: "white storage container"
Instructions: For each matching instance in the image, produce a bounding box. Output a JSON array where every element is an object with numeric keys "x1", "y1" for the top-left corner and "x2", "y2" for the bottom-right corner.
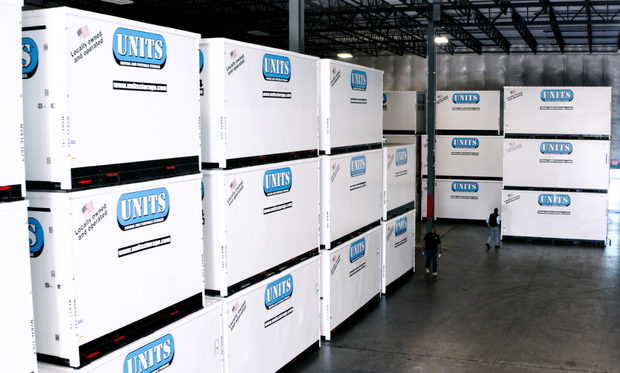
[
  {"x1": 1, "y1": 0, "x2": 25, "y2": 200},
  {"x1": 1, "y1": 200, "x2": 38, "y2": 373},
  {"x1": 435, "y1": 91, "x2": 500, "y2": 133},
  {"x1": 319, "y1": 59, "x2": 383, "y2": 153},
  {"x1": 320, "y1": 149, "x2": 382, "y2": 249},
  {"x1": 382, "y1": 143, "x2": 416, "y2": 220},
  {"x1": 501, "y1": 190, "x2": 608, "y2": 243},
  {"x1": 27, "y1": 175, "x2": 204, "y2": 368},
  {"x1": 218, "y1": 256, "x2": 319, "y2": 373},
  {"x1": 421, "y1": 135, "x2": 503, "y2": 178},
  {"x1": 503, "y1": 139, "x2": 611, "y2": 190},
  {"x1": 381, "y1": 209, "x2": 415, "y2": 294},
  {"x1": 421, "y1": 178, "x2": 502, "y2": 220},
  {"x1": 200, "y1": 38, "x2": 319, "y2": 168},
  {"x1": 320, "y1": 226, "x2": 381, "y2": 340},
  {"x1": 504, "y1": 87, "x2": 611, "y2": 136},
  {"x1": 38, "y1": 298, "x2": 223, "y2": 373},
  {"x1": 202, "y1": 158, "x2": 319, "y2": 296},
  {"x1": 382, "y1": 91, "x2": 426, "y2": 134},
  {"x1": 22, "y1": 8, "x2": 200, "y2": 190}
]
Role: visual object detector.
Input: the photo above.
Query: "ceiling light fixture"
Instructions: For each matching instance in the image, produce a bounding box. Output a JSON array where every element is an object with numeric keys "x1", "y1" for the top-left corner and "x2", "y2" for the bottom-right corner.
[
  {"x1": 100, "y1": 0, "x2": 133, "y2": 4},
  {"x1": 434, "y1": 36, "x2": 449, "y2": 44},
  {"x1": 337, "y1": 52, "x2": 353, "y2": 58}
]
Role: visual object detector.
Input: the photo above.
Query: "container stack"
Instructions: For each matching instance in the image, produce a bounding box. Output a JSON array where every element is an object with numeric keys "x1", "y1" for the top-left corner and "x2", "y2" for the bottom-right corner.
[
  {"x1": 421, "y1": 91, "x2": 503, "y2": 220},
  {"x1": 318, "y1": 60, "x2": 383, "y2": 340},
  {"x1": 200, "y1": 39, "x2": 321, "y2": 372},
  {"x1": 501, "y1": 87, "x2": 611, "y2": 245},
  {"x1": 2, "y1": 2, "x2": 38, "y2": 372},
  {"x1": 21, "y1": 8, "x2": 219, "y2": 372},
  {"x1": 381, "y1": 143, "x2": 416, "y2": 293}
]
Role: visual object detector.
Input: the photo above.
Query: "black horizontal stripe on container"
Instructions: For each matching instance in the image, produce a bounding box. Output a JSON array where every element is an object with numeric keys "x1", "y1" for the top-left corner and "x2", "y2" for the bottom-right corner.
[
  {"x1": 201, "y1": 149, "x2": 317, "y2": 170},
  {"x1": 321, "y1": 220, "x2": 381, "y2": 250},
  {"x1": 0, "y1": 184, "x2": 23, "y2": 201},
  {"x1": 502, "y1": 186, "x2": 607, "y2": 194},
  {"x1": 383, "y1": 130, "x2": 416, "y2": 135},
  {"x1": 386, "y1": 201, "x2": 415, "y2": 221},
  {"x1": 436, "y1": 130, "x2": 501, "y2": 136},
  {"x1": 505, "y1": 133, "x2": 610, "y2": 141},
  {"x1": 502, "y1": 235, "x2": 606, "y2": 247},
  {"x1": 432, "y1": 176, "x2": 503, "y2": 181},
  {"x1": 27, "y1": 207, "x2": 50, "y2": 212},
  {"x1": 22, "y1": 25, "x2": 46, "y2": 31},
  {"x1": 329, "y1": 143, "x2": 382, "y2": 155}
]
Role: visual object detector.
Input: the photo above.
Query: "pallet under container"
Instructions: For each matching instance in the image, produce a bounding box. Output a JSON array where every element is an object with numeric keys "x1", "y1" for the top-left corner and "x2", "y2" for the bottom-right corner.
[
  {"x1": 435, "y1": 90, "x2": 500, "y2": 133},
  {"x1": 320, "y1": 226, "x2": 381, "y2": 340},
  {"x1": 503, "y1": 87, "x2": 611, "y2": 137},
  {"x1": 214, "y1": 256, "x2": 320, "y2": 373},
  {"x1": 38, "y1": 298, "x2": 223, "y2": 373},
  {"x1": 320, "y1": 149, "x2": 382, "y2": 250},
  {"x1": 381, "y1": 209, "x2": 415, "y2": 294},
  {"x1": 382, "y1": 143, "x2": 416, "y2": 220},
  {"x1": 1, "y1": 0, "x2": 25, "y2": 201},
  {"x1": 503, "y1": 138, "x2": 611, "y2": 190},
  {"x1": 200, "y1": 38, "x2": 319, "y2": 169},
  {"x1": 501, "y1": 189, "x2": 608, "y2": 245},
  {"x1": 26, "y1": 174, "x2": 204, "y2": 368},
  {"x1": 382, "y1": 91, "x2": 426, "y2": 135},
  {"x1": 22, "y1": 7, "x2": 200, "y2": 191},
  {"x1": 421, "y1": 135, "x2": 503, "y2": 178},
  {"x1": 319, "y1": 59, "x2": 383, "y2": 154},
  {"x1": 202, "y1": 157, "x2": 319, "y2": 297},
  {"x1": 1, "y1": 200, "x2": 38, "y2": 373},
  {"x1": 421, "y1": 178, "x2": 503, "y2": 220}
]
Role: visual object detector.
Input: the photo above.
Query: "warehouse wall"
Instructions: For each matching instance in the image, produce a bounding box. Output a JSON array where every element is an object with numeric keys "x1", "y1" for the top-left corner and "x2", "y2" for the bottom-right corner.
[{"x1": 350, "y1": 53, "x2": 620, "y2": 165}]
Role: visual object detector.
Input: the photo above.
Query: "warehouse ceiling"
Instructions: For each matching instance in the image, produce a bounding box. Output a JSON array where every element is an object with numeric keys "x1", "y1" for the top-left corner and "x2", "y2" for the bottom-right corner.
[{"x1": 22, "y1": 0, "x2": 620, "y2": 58}]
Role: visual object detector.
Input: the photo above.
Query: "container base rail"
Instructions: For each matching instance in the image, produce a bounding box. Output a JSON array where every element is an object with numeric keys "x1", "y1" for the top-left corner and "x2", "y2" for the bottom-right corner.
[
  {"x1": 383, "y1": 130, "x2": 416, "y2": 135},
  {"x1": 322, "y1": 142, "x2": 382, "y2": 156},
  {"x1": 503, "y1": 186, "x2": 608, "y2": 194},
  {"x1": 202, "y1": 149, "x2": 318, "y2": 170},
  {"x1": 275, "y1": 341, "x2": 320, "y2": 373},
  {"x1": 502, "y1": 235, "x2": 607, "y2": 247},
  {"x1": 436, "y1": 130, "x2": 500, "y2": 136},
  {"x1": 0, "y1": 183, "x2": 24, "y2": 201},
  {"x1": 321, "y1": 220, "x2": 381, "y2": 250},
  {"x1": 205, "y1": 248, "x2": 319, "y2": 297},
  {"x1": 505, "y1": 133, "x2": 610, "y2": 141},
  {"x1": 321, "y1": 295, "x2": 380, "y2": 341},
  {"x1": 385, "y1": 201, "x2": 415, "y2": 221}
]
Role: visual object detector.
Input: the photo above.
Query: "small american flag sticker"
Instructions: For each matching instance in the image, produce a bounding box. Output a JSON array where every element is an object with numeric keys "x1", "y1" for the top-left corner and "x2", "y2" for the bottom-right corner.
[
  {"x1": 81, "y1": 200, "x2": 94, "y2": 217},
  {"x1": 230, "y1": 49, "x2": 238, "y2": 60},
  {"x1": 332, "y1": 67, "x2": 337, "y2": 75},
  {"x1": 77, "y1": 25, "x2": 90, "y2": 41},
  {"x1": 508, "y1": 193, "x2": 513, "y2": 198},
  {"x1": 230, "y1": 179, "x2": 237, "y2": 190},
  {"x1": 510, "y1": 90, "x2": 517, "y2": 95},
  {"x1": 232, "y1": 301, "x2": 240, "y2": 315}
]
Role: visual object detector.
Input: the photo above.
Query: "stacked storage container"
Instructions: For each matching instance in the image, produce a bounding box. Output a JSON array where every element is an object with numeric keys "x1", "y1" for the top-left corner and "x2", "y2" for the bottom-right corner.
[
  {"x1": 502, "y1": 87, "x2": 611, "y2": 244},
  {"x1": 200, "y1": 38, "x2": 320, "y2": 372},
  {"x1": 2, "y1": 2, "x2": 38, "y2": 371},
  {"x1": 22, "y1": 8, "x2": 212, "y2": 370},
  {"x1": 421, "y1": 91, "x2": 503, "y2": 220},
  {"x1": 319, "y1": 60, "x2": 383, "y2": 340}
]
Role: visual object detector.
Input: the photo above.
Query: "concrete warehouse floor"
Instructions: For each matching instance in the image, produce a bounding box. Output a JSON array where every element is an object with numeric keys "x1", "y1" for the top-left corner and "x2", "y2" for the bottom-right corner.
[{"x1": 292, "y1": 171, "x2": 620, "y2": 373}]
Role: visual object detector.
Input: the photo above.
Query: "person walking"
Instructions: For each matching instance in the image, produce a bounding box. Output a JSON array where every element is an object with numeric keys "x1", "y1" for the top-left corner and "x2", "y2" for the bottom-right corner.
[
  {"x1": 486, "y1": 208, "x2": 500, "y2": 249},
  {"x1": 422, "y1": 227, "x2": 442, "y2": 277}
]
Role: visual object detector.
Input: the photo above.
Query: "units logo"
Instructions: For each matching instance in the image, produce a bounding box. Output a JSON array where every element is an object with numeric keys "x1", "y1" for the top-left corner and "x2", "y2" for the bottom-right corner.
[
  {"x1": 350, "y1": 238, "x2": 366, "y2": 263},
  {"x1": 395, "y1": 149, "x2": 408, "y2": 166},
  {"x1": 199, "y1": 49, "x2": 204, "y2": 73},
  {"x1": 22, "y1": 37, "x2": 39, "y2": 79},
  {"x1": 265, "y1": 274, "x2": 293, "y2": 310},
  {"x1": 538, "y1": 194, "x2": 571, "y2": 206},
  {"x1": 395, "y1": 217, "x2": 407, "y2": 236},
  {"x1": 117, "y1": 188, "x2": 170, "y2": 230},
  {"x1": 263, "y1": 54, "x2": 291, "y2": 82},
  {"x1": 452, "y1": 93, "x2": 480, "y2": 104},
  {"x1": 451, "y1": 182, "x2": 479, "y2": 192},
  {"x1": 540, "y1": 142, "x2": 573, "y2": 154},
  {"x1": 124, "y1": 334, "x2": 174, "y2": 373},
  {"x1": 263, "y1": 167, "x2": 292, "y2": 196},
  {"x1": 351, "y1": 70, "x2": 367, "y2": 91},
  {"x1": 350, "y1": 156, "x2": 367, "y2": 177},
  {"x1": 28, "y1": 217, "x2": 44, "y2": 258},
  {"x1": 541, "y1": 89, "x2": 573, "y2": 101},
  {"x1": 452, "y1": 138, "x2": 479, "y2": 148},
  {"x1": 113, "y1": 28, "x2": 166, "y2": 69},
  {"x1": 383, "y1": 93, "x2": 387, "y2": 104}
]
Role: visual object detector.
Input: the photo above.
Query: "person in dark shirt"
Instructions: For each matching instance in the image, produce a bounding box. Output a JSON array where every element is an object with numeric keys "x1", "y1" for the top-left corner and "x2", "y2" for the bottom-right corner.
[
  {"x1": 422, "y1": 227, "x2": 442, "y2": 276},
  {"x1": 486, "y1": 208, "x2": 500, "y2": 249}
]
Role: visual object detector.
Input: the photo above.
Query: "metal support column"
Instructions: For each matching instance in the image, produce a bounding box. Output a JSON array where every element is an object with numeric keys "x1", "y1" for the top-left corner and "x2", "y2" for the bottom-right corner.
[
  {"x1": 426, "y1": 1, "x2": 440, "y2": 233},
  {"x1": 289, "y1": 0, "x2": 304, "y2": 53}
]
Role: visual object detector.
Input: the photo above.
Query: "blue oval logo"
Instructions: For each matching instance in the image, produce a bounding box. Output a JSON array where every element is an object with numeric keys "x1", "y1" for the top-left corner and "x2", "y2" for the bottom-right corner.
[
  {"x1": 538, "y1": 194, "x2": 571, "y2": 206},
  {"x1": 350, "y1": 156, "x2": 367, "y2": 177},
  {"x1": 451, "y1": 182, "x2": 479, "y2": 192},
  {"x1": 113, "y1": 28, "x2": 167, "y2": 69},
  {"x1": 383, "y1": 93, "x2": 387, "y2": 104},
  {"x1": 28, "y1": 217, "x2": 44, "y2": 258},
  {"x1": 199, "y1": 49, "x2": 204, "y2": 73},
  {"x1": 117, "y1": 188, "x2": 170, "y2": 231},
  {"x1": 452, "y1": 93, "x2": 480, "y2": 104},
  {"x1": 263, "y1": 167, "x2": 292, "y2": 196},
  {"x1": 263, "y1": 54, "x2": 291, "y2": 82},
  {"x1": 540, "y1": 142, "x2": 573, "y2": 154},
  {"x1": 395, "y1": 149, "x2": 408, "y2": 166},
  {"x1": 351, "y1": 70, "x2": 367, "y2": 91},
  {"x1": 264, "y1": 274, "x2": 293, "y2": 310},
  {"x1": 22, "y1": 37, "x2": 39, "y2": 79},
  {"x1": 350, "y1": 238, "x2": 366, "y2": 263},
  {"x1": 452, "y1": 138, "x2": 479, "y2": 148},
  {"x1": 201, "y1": 181, "x2": 204, "y2": 201},
  {"x1": 395, "y1": 217, "x2": 407, "y2": 236},
  {"x1": 124, "y1": 334, "x2": 174, "y2": 373},
  {"x1": 541, "y1": 89, "x2": 573, "y2": 101}
]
